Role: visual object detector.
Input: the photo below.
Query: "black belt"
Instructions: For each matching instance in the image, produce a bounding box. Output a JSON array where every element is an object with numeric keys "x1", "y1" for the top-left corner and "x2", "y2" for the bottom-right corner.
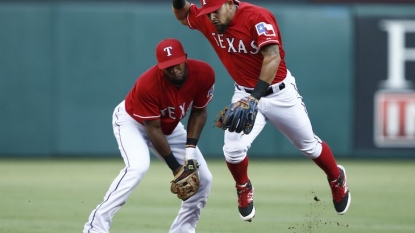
[{"x1": 242, "y1": 82, "x2": 285, "y2": 97}]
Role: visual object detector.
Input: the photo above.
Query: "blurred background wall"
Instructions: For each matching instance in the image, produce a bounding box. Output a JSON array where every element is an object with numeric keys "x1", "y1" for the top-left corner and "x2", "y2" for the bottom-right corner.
[{"x1": 1, "y1": 0, "x2": 414, "y2": 158}]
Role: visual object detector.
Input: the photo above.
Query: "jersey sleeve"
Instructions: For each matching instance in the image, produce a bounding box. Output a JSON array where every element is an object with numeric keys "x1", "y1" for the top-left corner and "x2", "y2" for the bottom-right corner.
[
  {"x1": 132, "y1": 87, "x2": 160, "y2": 121},
  {"x1": 186, "y1": 3, "x2": 207, "y2": 32},
  {"x1": 192, "y1": 65, "x2": 215, "y2": 109},
  {"x1": 251, "y1": 13, "x2": 280, "y2": 49}
]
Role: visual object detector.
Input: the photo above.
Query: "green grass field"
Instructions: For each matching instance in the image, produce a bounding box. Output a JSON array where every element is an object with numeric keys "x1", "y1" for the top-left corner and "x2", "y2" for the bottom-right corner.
[{"x1": 1, "y1": 158, "x2": 414, "y2": 233}]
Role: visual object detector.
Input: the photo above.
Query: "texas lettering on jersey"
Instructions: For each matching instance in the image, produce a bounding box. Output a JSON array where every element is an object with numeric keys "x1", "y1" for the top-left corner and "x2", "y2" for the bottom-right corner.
[
  {"x1": 209, "y1": 21, "x2": 278, "y2": 54},
  {"x1": 160, "y1": 101, "x2": 193, "y2": 120},
  {"x1": 210, "y1": 33, "x2": 260, "y2": 54}
]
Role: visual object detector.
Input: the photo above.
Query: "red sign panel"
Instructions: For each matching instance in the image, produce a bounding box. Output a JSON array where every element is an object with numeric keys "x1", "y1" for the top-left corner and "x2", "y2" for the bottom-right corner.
[{"x1": 374, "y1": 91, "x2": 415, "y2": 147}]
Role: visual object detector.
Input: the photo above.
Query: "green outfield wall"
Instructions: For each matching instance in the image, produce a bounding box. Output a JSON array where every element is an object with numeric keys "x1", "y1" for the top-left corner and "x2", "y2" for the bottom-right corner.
[{"x1": 1, "y1": 3, "x2": 414, "y2": 158}]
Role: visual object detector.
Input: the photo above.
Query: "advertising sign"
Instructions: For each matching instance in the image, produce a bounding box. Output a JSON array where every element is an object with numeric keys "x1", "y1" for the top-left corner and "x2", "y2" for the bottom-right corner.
[{"x1": 355, "y1": 18, "x2": 415, "y2": 151}]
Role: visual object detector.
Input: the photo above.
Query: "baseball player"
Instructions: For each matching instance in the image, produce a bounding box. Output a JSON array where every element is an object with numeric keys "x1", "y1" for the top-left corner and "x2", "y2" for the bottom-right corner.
[
  {"x1": 83, "y1": 38, "x2": 215, "y2": 233},
  {"x1": 171, "y1": 0, "x2": 351, "y2": 222}
]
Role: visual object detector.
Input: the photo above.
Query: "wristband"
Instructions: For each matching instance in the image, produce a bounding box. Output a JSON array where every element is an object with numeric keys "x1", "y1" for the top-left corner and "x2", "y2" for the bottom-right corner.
[
  {"x1": 251, "y1": 79, "x2": 270, "y2": 100},
  {"x1": 172, "y1": 0, "x2": 186, "y2": 9},
  {"x1": 186, "y1": 138, "x2": 198, "y2": 147},
  {"x1": 163, "y1": 153, "x2": 181, "y2": 171}
]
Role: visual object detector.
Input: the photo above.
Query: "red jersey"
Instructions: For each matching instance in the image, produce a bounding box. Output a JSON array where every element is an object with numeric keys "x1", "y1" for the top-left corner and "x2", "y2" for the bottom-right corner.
[
  {"x1": 125, "y1": 59, "x2": 215, "y2": 135},
  {"x1": 186, "y1": 2, "x2": 287, "y2": 87}
]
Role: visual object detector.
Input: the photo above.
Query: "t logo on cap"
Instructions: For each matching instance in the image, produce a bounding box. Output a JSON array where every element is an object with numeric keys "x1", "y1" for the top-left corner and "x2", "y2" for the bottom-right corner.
[
  {"x1": 156, "y1": 38, "x2": 187, "y2": 69},
  {"x1": 164, "y1": 46, "x2": 173, "y2": 57}
]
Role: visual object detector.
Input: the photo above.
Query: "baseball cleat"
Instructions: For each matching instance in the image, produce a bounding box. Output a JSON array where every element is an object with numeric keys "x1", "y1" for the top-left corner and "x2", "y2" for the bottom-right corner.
[
  {"x1": 236, "y1": 180, "x2": 255, "y2": 222},
  {"x1": 329, "y1": 165, "x2": 351, "y2": 215}
]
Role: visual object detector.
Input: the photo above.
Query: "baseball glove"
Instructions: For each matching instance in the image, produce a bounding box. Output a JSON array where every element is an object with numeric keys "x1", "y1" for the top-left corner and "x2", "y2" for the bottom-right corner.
[
  {"x1": 170, "y1": 159, "x2": 200, "y2": 201},
  {"x1": 215, "y1": 96, "x2": 259, "y2": 134}
]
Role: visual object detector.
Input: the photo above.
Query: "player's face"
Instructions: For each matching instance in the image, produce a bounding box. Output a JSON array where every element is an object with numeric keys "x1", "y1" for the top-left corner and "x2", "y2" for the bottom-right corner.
[
  {"x1": 162, "y1": 63, "x2": 187, "y2": 86},
  {"x1": 207, "y1": 3, "x2": 233, "y2": 34}
]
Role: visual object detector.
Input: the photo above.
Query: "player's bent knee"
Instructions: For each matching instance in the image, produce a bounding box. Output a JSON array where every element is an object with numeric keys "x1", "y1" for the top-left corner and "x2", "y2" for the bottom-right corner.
[
  {"x1": 298, "y1": 144, "x2": 322, "y2": 159},
  {"x1": 121, "y1": 167, "x2": 149, "y2": 187},
  {"x1": 200, "y1": 170, "x2": 212, "y2": 186},
  {"x1": 199, "y1": 170, "x2": 213, "y2": 196},
  {"x1": 223, "y1": 144, "x2": 248, "y2": 163}
]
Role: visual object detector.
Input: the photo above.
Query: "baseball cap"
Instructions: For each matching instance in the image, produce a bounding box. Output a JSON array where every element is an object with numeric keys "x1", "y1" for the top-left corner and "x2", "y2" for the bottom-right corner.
[
  {"x1": 156, "y1": 38, "x2": 187, "y2": 69},
  {"x1": 197, "y1": 0, "x2": 228, "y2": 17}
]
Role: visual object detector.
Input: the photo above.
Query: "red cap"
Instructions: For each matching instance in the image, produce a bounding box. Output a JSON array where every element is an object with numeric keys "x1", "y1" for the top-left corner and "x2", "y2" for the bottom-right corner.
[
  {"x1": 156, "y1": 38, "x2": 187, "y2": 69},
  {"x1": 197, "y1": 0, "x2": 228, "y2": 17}
]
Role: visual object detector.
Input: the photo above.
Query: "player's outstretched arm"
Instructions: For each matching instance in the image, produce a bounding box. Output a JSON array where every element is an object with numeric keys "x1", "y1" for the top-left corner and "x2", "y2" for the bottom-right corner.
[{"x1": 172, "y1": 0, "x2": 191, "y2": 25}]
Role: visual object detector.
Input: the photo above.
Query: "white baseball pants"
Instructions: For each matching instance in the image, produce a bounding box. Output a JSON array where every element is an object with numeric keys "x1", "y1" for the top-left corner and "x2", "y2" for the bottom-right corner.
[
  {"x1": 223, "y1": 70, "x2": 323, "y2": 163},
  {"x1": 83, "y1": 101, "x2": 212, "y2": 233}
]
